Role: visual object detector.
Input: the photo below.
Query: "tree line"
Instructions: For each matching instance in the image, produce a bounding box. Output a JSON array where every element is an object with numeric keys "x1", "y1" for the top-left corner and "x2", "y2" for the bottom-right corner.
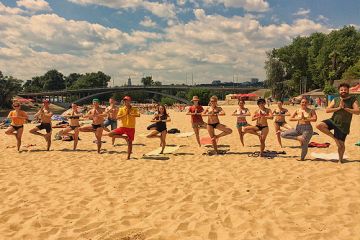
[{"x1": 265, "y1": 25, "x2": 360, "y2": 99}]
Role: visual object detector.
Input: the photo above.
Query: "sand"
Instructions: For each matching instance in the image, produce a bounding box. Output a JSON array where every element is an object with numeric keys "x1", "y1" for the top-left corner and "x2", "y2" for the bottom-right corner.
[{"x1": 1, "y1": 105, "x2": 360, "y2": 240}]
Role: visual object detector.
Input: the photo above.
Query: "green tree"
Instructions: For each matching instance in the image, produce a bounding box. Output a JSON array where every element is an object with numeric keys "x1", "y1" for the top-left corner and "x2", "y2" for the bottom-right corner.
[
  {"x1": 43, "y1": 69, "x2": 65, "y2": 90},
  {"x1": 342, "y1": 59, "x2": 360, "y2": 79},
  {"x1": 141, "y1": 76, "x2": 154, "y2": 86},
  {"x1": 187, "y1": 88, "x2": 211, "y2": 105},
  {"x1": 0, "y1": 71, "x2": 23, "y2": 108},
  {"x1": 264, "y1": 50, "x2": 286, "y2": 99},
  {"x1": 70, "y1": 71, "x2": 111, "y2": 89},
  {"x1": 65, "y1": 73, "x2": 83, "y2": 89},
  {"x1": 160, "y1": 97, "x2": 176, "y2": 105},
  {"x1": 153, "y1": 81, "x2": 162, "y2": 86}
]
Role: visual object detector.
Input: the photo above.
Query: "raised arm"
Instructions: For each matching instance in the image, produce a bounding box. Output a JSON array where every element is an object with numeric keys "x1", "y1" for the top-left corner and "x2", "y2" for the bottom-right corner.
[
  {"x1": 325, "y1": 99, "x2": 340, "y2": 113},
  {"x1": 289, "y1": 110, "x2": 299, "y2": 121},
  {"x1": 307, "y1": 109, "x2": 318, "y2": 122},
  {"x1": 344, "y1": 99, "x2": 360, "y2": 115}
]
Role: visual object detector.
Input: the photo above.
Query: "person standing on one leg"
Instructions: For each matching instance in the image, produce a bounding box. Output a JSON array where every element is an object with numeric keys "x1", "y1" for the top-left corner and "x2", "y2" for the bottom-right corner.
[
  {"x1": 59, "y1": 103, "x2": 82, "y2": 150},
  {"x1": 316, "y1": 83, "x2": 359, "y2": 163},
  {"x1": 108, "y1": 96, "x2": 140, "y2": 159},
  {"x1": 273, "y1": 100, "x2": 292, "y2": 148},
  {"x1": 281, "y1": 98, "x2": 317, "y2": 161},
  {"x1": 232, "y1": 98, "x2": 250, "y2": 146},
  {"x1": 103, "y1": 97, "x2": 119, "y2": 146},
  {"x1": 5, "y1": 102, "x2": 28, "y2": 151},
  {"x1": 29, "y1": 100, "x2": 53, "y2": 151},
  {"x1": 243, "y1": 98, "x2": 273, "y2": 157},
  {"x1": 147, "y1": 105, "x2": 171, "y2": 154},
  {"x1": 202, "y1": 96, "x2": 232, "y2": 154},
  {"x1": 79, "y1": 99, "x2": 106, "y2": 153},
  {"x1": 186, "y1": 96, "x2": 206, "y2": 147}
]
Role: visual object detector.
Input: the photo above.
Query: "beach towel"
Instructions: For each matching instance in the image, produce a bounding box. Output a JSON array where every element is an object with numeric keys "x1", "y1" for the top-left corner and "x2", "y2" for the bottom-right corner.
[
  {"x1": 143, "y1": 145, "x2": 180, "y2": 156},
  {"x1": 175, "y1": 132, "x2": 194, "y2": 138},
  {"x1": 168, "y1": 128, "x2": 180, "y2": 134},
  {"x1": 308, "y1": 142, "x2": 330, "y2": 148},
  {"x1": 311, "y1": 152, "x2": 349, "y2": 160}
]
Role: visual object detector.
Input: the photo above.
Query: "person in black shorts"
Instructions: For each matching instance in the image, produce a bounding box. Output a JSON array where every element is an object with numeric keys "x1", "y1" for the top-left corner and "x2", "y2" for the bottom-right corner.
[
  {"x1": 147, "y1": 105, "x2": 171, "y2": 154},
  {"x1": 29, "y1": 100, "x2": 53, "y2": 150},
  {"x1": 316, "y1": 83, "x2": 359, "y2": 163}
]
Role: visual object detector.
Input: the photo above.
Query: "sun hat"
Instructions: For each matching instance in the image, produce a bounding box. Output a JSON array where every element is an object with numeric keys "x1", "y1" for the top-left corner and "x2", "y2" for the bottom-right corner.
[{"x1": 191, "y1": 96, "x2": 200, "y2": 102}]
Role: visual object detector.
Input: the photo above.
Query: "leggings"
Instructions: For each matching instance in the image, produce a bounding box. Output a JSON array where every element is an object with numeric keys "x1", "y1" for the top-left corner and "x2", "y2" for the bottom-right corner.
[{"x1": 281, "y1": 124, "x2": 313, "y2": 160}]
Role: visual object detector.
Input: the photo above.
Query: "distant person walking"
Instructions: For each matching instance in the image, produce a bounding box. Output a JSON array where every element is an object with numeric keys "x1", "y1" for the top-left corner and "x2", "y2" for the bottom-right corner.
[{"x1": 316, "y1": 83, "x2": 359, "y2": 163}]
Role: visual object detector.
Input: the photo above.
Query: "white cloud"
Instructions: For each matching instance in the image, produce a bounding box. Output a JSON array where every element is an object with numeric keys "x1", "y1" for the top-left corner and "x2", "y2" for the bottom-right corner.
[
  {"x1": 293, "y1": 8, "x2": 310, "y2": 17},
  {"x1": 0, "y1": 5, "x2": 331, "y2": 84},
  {"x1": 0, "y1": 2, "x2": 26, "y2": 15},
  {"x1": 16, "y1": 0, "x2": 52, "y2": 12},
  {"x1": 67, "y1": 0, "x2": 177, "y2": 19},
  {"x1": 140, "y1": 16, "x2": 158, "y2": 28},
  {"x1": 202, "y1": 0, "x2": 269, "y2": 12}
]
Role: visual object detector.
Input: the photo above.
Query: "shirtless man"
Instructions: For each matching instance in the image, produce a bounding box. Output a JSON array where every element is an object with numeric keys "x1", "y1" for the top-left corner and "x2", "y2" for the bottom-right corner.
[
  {"x1": 79, "y1": 99, "x2": 107, "y2": 153},
  {"x1": 316, "y1": 83, "x2": 359, "y2": 163},
  {"x1": 29, "y1": 100, "x2": 53, "y2": 150},
  {"x1": 5, "y1": 102, "x2": 28, "y2": 151},
  {"x1": 202, "y1": 96, "x2": 232, "y2": 154},
  {"x1": 243, "y1": 98, "x2": 273, "y2": 156},
  {"x1": 59, "y1": 103, "x2": 82, "y2": 150},
  {"x1": 103, "y1": 97, "x2": 119, "y2": 146}
]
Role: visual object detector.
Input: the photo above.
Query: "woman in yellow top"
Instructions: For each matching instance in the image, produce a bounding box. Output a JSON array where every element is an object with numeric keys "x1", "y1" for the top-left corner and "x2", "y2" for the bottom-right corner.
[{"x1": 5, "y1": 102, "x2": 28, "y2": 151}]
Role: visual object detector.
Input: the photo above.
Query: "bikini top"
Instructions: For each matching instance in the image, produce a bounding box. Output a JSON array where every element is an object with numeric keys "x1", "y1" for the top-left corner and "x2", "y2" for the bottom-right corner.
[
  {"x1": 236, "y1": 109, "x2": 248, "y2": 115},
  {"x1": 274, "y1": 109, "x2": 287, "y2": 115}
]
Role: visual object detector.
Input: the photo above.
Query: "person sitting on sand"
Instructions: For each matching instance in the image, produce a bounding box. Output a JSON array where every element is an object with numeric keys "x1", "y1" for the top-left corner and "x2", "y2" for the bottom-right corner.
[
  {"x1": 29, "y1": 100, "x2": 53, "y2": 151},
  {"x1": 108, "y1": 96, "x2": 140, "y2": 159},
  {"x1": 243, "y1": 98, "x2": 273, "y2": 157},
  {"x1": 58, "y1": 103, "x2": 82, "y2": 150},
  {"x1": 79, "y1": 99, "x2": 107, "y2": 153},
  {"x1": 103, "y1": 97, "x2": 119, "y2": 146},
  {"x1": 186, "y1": 96, "x2": 206, "y2": 147},
  {"x1": 5, "y1": 102, "x2": 28, "y2": 151},
  {"x1": 147, "y1": 104, "x2": 171, "y2": 154},
  {"x1": 232, "y1": 98, "x2": 250, "y2": 146},
  {"x1": 202, "y1": 96, "x2": 232, "y2": 154},
  {"x1": 281, "y1": 97, "x2": 317, "y2": 161},
  {"x1": 316, "y1": 83, "x2": 359, "y2": 163},
  {"x1": 273, "y1": 100, "x2": 292, "y2": 148}
]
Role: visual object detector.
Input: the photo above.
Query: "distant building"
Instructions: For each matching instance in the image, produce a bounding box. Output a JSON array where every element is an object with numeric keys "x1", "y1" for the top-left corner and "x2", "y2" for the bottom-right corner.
[
  {"x1": 127, "y1": 77, "x2": 132, "y2": 86},
  {"x1": 212, "y1": 80, "x2": 221, "y2": 85},
  {"x1": 251, "y1": 78, "x2": 259, "y2": 83}
]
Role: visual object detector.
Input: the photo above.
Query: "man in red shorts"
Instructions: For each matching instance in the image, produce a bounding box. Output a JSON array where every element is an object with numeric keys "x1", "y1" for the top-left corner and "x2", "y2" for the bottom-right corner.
[
  {"x1": 108, "y1": 96, "x2": 140, "y2": 159},
  {"x1": 186, "y1": 96, "x2": 207, "y2": 146}
]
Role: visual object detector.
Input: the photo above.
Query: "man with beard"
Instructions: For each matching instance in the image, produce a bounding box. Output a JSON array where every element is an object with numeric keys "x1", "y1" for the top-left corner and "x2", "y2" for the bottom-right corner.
[{"x1": 316, "y1": 83, "x2": 359, "y2": 163}]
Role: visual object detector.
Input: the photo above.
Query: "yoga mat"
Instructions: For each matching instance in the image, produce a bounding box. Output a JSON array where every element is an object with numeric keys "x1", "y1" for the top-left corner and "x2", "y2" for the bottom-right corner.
[
  {"x1": 144, "y1": 145, "x2": 180, "y2": 156},
  {"x1": 176, "y1": 132, "x2": 194, "y2": 138},
  {"x1": 311, "y1": 152, "x2": 349, "y2": 160}
]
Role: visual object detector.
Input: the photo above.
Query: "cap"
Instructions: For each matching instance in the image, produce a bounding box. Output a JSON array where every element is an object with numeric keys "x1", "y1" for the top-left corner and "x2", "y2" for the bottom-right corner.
[
  {"x1": 123, "y1": 96, "x2": 131, "y2": 101},
  {"x1": 92, "y1": 98, "x2": 100, "y2": 103},
  {"x1": 43, "y1": 99, "x2": 50, "y2": 104},
  {"x1": 191, "y1": 96, "x2": 200, "y2": 102}
]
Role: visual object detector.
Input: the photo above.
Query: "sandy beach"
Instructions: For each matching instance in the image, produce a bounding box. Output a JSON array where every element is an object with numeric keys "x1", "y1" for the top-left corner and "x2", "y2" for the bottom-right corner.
[{"x1": 1, "y1": 104, "x2": 360, "y2": 240}]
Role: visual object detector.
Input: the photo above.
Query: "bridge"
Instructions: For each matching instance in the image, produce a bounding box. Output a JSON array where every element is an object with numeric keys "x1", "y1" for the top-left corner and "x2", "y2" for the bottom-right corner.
[{"x1": 18, "y1": 85, "x2": 262, "y2": 107}]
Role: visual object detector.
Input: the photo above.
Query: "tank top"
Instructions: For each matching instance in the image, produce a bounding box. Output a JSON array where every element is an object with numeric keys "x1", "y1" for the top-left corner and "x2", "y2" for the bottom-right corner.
[{"x1": 330, "y1": 96, "x2": 357, "y2": 134}]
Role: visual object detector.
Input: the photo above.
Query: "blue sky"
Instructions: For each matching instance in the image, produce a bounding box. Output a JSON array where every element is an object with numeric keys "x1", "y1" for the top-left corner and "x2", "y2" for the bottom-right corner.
[{"x1": 0, "y1": 0, "x2": 359, "y2": 85}]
